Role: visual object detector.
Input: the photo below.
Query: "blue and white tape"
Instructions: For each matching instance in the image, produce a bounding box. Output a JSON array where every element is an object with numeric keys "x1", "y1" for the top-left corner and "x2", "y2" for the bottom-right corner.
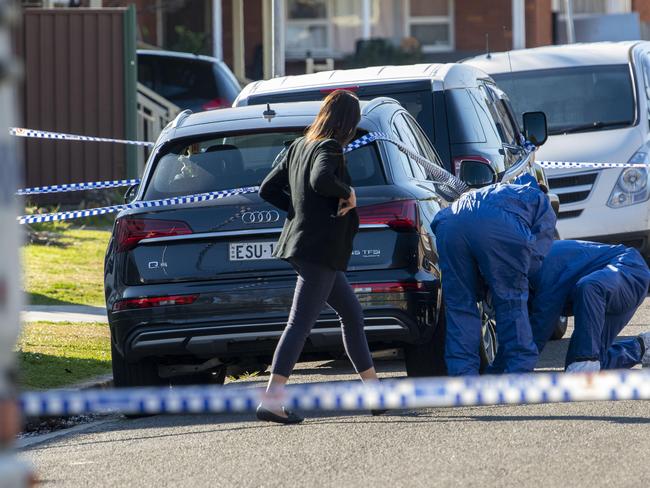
[
  {"x1": 9, "y1": 127, "x2": 154, "y2": 147},
  {"x1": 19, "y1": 369, "x2": 650, "y2": 417},
  {"x1": 16, "y1": 178, "x2": 141, "y2": 196},
  {"x1": 18, "y1": 186, "x2": 260, "y2": 225},
  {"x1": 538, "y1": 160, "x2": 650, "y2": 169}
]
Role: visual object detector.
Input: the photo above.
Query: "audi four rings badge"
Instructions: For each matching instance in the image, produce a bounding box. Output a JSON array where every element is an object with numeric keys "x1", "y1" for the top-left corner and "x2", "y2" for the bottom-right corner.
[{"x1": 242, "y1": 210, "x2": 280, "y2": 224}]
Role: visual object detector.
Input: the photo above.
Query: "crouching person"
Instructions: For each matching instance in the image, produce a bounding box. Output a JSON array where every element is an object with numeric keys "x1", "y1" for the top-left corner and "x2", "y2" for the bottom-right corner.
[
  {"x1": 529, "y1": 240, "x2": 650, "y2": 372},
  {"x1": 431, "y1": 174, "x2": 556, "y2": 376}
]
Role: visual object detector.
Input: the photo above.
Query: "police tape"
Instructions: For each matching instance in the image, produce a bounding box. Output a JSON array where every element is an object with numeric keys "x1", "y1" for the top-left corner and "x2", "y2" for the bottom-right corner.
[
  {"x1": 10, "y1": 126, "x2": 650, "y2": 170},
  {"x1": 18, "y1": 186, "x2": 260, "y2": 225},
  {"x1": 18, "y1": 369, "x2": 650, "y2": 417},
  {"x1": 9, "y1": 127, "x2": 155, "y2": 147},
  {"x1": 16, "y1": 178, "x2": 141, "y2": 196},
  {"x1": 538, "y1": 161, "x2": 650, "y2": 169}
]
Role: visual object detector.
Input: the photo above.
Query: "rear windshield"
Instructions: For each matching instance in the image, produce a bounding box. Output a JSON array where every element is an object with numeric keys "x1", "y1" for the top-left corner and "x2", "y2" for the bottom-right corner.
[
  {"x1": 492, "y1": 64, "x2": 635, "y2": 134},
  {"x1": 143, "y1": 131, "x2": 386, "y2": 200}
]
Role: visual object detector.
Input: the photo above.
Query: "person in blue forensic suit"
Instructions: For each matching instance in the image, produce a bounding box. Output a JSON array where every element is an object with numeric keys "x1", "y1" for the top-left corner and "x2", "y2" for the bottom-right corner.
[
  {"x1": 526, "y1": 240, "x2": 650, "y2": 372},
  {"x1": 431, "y1": 174, "x2": 557, "y2": 376}
]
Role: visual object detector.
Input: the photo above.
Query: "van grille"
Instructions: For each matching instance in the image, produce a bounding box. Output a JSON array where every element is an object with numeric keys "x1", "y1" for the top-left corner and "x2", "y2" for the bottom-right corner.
[{"x1": 548, "y1": 171, "x2": 598, "y2": 206}]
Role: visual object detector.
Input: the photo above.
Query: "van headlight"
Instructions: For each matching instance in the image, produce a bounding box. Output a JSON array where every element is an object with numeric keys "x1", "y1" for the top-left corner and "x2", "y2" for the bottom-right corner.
[{"x1": 607, "y1": 152, "x2": 649, "y2": 208}]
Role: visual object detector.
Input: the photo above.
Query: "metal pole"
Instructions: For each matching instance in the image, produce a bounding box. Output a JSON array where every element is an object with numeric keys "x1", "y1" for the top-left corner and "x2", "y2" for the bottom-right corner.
[
  {"x1": 564, "y1": 0, "x2": 576, "y2": 43},
  {"x1": 212, "y1": 0, "x2": 223, "y2": 60},
  {"x1": 271, "y1": 0, "x2": 285, "y2": 78},
  {"x1": 232, "y1": 0, "x2": 245, "y2": 80},
  {"x1": 511, "y1": 0, "x2": 526, "y2": 49},
  {"x1": 361, "y1": 0, "x2": 371, "y2": 40},
  {"x1": 263, "y1": 0, "x2": 272, "y2": 79},
  {"x1": 0, "y1": 1, "x2": 33, "y2": 485}
]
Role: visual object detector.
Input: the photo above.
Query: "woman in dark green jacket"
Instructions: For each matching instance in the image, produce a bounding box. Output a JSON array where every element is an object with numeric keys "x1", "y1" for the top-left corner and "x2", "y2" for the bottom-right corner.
[{"x1": 257, "y1": 90, "x2": 381, "y2": 424}]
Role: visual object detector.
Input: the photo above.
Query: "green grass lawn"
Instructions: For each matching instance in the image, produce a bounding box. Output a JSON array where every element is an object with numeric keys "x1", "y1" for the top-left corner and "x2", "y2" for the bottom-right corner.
[
  {"x1": 17, "y1": 321, "x2": 111, "y2": 390},
  {"x1": 23, "y1": 225, "x2": 111, "y2": 307}
]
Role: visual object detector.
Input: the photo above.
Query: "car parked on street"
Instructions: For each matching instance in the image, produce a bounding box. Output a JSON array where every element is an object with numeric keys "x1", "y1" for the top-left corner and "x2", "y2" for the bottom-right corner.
[
  {"x1": 105, "y1": 98, "x2": 512, "y2": 387},
  {"x1": 233, "y1": 63, "x2": 555, "y2": 199},
  {"x1": 137, "y1": 49, "x2": 241, "y2": 113},
  {"x1": 465, "y1": 42, "x2": 650, "y2": 261}
]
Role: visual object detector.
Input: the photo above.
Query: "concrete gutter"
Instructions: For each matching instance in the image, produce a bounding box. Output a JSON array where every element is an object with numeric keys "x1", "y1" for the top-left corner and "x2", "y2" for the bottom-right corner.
[{"x1": 21, "y1": 305, "x2": 108, "y2": 323}]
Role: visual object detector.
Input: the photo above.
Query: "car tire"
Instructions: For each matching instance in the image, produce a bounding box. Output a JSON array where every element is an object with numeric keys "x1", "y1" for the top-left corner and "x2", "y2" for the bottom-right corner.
[
  {"x1": 404, "y1": 312, "x2": 447, "y2": 377},
  {"x1": 550, "y1": 316, "x2": 568, "y2": 340},
  {"x1": 478, "y1": 300, "x2": 498, "y2": 373},
  {"x1": 111, "y1": 342, "x2": 161, "y2": 388}
]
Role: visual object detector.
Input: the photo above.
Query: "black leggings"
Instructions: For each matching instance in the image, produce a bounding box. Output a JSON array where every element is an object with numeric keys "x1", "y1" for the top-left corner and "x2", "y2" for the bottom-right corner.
[{"x1": 270, "y1": 257, "x2": 374, "y2": 377}]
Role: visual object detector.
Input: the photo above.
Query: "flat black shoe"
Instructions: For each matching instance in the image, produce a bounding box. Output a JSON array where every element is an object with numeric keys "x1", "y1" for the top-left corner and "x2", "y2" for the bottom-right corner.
[
  {"x1": 371, "y1": 409, "x2": 388, "y2": 416},
  {"x1": 256, "y1": 405, "x2": 304, "y2": 424}
]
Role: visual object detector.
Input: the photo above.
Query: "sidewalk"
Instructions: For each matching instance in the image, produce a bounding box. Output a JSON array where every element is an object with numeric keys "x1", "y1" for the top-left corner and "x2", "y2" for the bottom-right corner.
[{"x1": 22, "y1": 305, "x2": 108, "y2": 323}]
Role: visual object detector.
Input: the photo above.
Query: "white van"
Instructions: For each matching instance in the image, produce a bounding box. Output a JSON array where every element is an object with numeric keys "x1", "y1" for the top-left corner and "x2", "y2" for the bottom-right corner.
[{"x1": 466, "y1": 42, "x2": 650, "y2": 260}]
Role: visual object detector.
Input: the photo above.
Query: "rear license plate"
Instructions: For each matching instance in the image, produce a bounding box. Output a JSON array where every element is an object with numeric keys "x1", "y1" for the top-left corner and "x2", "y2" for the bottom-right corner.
[{"x1": 229, "y1": 241, "x2": 277, "y2": 261}]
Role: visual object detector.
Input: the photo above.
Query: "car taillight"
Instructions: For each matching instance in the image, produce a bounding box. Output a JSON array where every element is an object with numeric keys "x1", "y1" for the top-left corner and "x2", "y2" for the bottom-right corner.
[
  {"x1": 357, "y1": 200, "x2": 419, "y2": 231},
  {"x1": 113, "y1": 294, "x2": 199, "y2": 311},
  {"x1": 352, "y1": 282, "x2": 425, "y2": 293},
  {"x1": 452, "y1": 155, "x2": 492, "y2": 176},
  {"x1": 202, "y1": 98, "x2": 230, "y2": 111},
  {"x1": 115, "y1": 217, "x2": 193, "y2": 252}
]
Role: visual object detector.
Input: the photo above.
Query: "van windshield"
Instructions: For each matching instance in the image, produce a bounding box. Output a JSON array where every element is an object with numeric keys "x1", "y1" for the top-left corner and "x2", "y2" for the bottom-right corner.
[
  {"x1": 144, "y1": 131, "x2": 386, "y2": 200},
  {"x1": 492, "y1": 64, "x2": 635, "y2": 135}
]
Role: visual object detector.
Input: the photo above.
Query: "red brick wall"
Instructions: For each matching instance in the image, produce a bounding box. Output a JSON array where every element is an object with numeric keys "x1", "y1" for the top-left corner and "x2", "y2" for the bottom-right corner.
[
  {"x1": 455, "y1": 0, "x2": 513, "y2": 52},
  {"x1": 455, "y1": 0, "x2": 551, "y2": 52},
  {"x1": 525, "y1": 0, "x2": 552, "y2": 47},
  {"x1": 632, "y1": 0, "x2": 650, "y2": 22},
  {"x1": 221, "y1": 0, "x2": 263, "y2": 77}
]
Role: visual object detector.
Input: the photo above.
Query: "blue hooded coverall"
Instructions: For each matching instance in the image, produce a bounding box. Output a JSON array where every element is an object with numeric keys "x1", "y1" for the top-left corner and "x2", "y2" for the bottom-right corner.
[
  {"x1": 525, "y1": 240, "x2": 650, "y2": 370},
  {"x1": 431, "y1": 174, "x2": 557, "y2": 376}
]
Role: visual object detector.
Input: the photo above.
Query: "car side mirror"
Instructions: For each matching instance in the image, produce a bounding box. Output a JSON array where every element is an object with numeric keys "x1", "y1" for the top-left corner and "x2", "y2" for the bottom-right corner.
[
  {"x1": 459, "y1": 160, "x2": 496, "y2": 189},
  {"x1": 522, "y1": 111, "x2": 548, "y2": 147},
  {"x1": 124, "y1": 183, "x2": 139, "y2": 204}
]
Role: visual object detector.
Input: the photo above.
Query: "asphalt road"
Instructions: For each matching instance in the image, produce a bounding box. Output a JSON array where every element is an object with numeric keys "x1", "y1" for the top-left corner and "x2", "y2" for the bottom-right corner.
[{"x1": 20, "y1": 299, "x2": 650, "y2": 488}]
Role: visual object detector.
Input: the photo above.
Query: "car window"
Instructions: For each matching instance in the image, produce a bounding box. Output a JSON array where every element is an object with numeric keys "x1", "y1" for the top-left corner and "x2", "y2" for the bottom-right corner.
[
  {"x1": 640, "y1": 53, "x2": 650, "y2": 119},
  {"x1": 393, "y1": 114, "x2": 429, "y2": 180},
  {"x1": 144, "y1": 131, "x2": 386, "y2": 200},
  {"x1": 391, "y1": 117, "x2": 415, "y2": 178},
  {"x1": 155, "y1": 57, "x2": 219, "y2": 107},
  {"x1": 445, "y1": 89, "x2": 486, "y2": 143},
  {"x1": 403, "y1": 113, "x2": 445, "y2": 168},
  {"x1": 492, "y1": 64, "x2": 635, "y2": 134},
  {"x1": 137, "y1": 56, "x2": 155, "y2": 91},
  {"x1": 466, "y1": 87, "x2": 503, "y2": 146},
  {"x1": 482, "y1": 83, "x2": 519, "y2": 146}
]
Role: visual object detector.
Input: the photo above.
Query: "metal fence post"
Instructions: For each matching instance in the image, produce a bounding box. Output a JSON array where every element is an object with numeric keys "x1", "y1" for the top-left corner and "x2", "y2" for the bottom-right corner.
[
  {"x1": 0, "y1": 1, "x2": 34, "y2": 485},
  {"x1": 123, "y1": 4, "x2": 138, "y2": 178}
]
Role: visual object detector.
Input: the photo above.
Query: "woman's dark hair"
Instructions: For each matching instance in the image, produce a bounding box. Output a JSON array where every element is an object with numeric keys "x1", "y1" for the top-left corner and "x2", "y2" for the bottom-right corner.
[{"x1": 305, "y1": 90, "x2": 361, "y2": 146}]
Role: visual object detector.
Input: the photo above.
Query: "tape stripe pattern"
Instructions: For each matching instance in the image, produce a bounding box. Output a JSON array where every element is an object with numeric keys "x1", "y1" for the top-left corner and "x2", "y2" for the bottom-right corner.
[
  {"x1": 18, "y1": 369, "x2": 650, "y2": 417},
  {"x1": 538, "y1": 161, "x2": 650, "y2": 169},
  {"x1": 16, "y1": 178, "x2": 141, "y2": 196},
  {"x1": 9, "y1": 127, "x2": 155, "y2": 147},
  {"x1": 18, "y1": 186, "x2": 260, "y2": 225}
]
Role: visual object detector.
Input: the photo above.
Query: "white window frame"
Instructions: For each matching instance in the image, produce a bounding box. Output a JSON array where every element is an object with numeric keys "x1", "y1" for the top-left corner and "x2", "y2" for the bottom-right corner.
[
  {"x1": 285, "y1": 0, "x2": 334, "y2": 60},
  {"x1": 404, "y1": 0, "x2": 455, "y2": 53}
]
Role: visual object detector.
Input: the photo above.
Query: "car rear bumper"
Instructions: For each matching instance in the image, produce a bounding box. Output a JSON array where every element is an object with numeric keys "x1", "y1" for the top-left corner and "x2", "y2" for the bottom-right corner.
[{"x1": 122, "y1": 311, "x2": 418, "y2": 362}]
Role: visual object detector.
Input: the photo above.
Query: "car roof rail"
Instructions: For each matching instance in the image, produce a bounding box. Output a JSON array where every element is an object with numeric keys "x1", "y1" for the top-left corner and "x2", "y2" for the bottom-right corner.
[
  {"x1": 171, "y1": 109, "x2": 193, "y2": 128},
  {"x1": 361, "y1": 97, "x2": 401, "y2": 115}
]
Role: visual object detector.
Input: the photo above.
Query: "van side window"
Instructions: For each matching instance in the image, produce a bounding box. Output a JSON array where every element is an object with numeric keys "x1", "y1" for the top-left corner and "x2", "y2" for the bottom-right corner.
[
  {"x1": 446, "y1": 89, "x2": 486, "y2": 143},
  {"x1": 467, "y1": 87, "x2": 502, "y2": 146}
]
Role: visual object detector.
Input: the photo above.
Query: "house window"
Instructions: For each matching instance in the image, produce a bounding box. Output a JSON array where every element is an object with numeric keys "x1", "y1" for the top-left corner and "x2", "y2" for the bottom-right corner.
[
  {"x1": 552, "y1": 0, "x2": 631, "y2": 15},
  {"x1": 405, "y1": 0, "x2": 454, "y2": 53},
  {"x1": 286, "y1": 0, "x2": 332, "y2": 59}
]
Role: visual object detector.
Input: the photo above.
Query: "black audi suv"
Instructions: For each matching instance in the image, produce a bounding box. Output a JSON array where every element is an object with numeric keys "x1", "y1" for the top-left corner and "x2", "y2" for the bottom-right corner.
[{"x1": 105, "y1": 98, "x2": 474, "y2": 387}]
